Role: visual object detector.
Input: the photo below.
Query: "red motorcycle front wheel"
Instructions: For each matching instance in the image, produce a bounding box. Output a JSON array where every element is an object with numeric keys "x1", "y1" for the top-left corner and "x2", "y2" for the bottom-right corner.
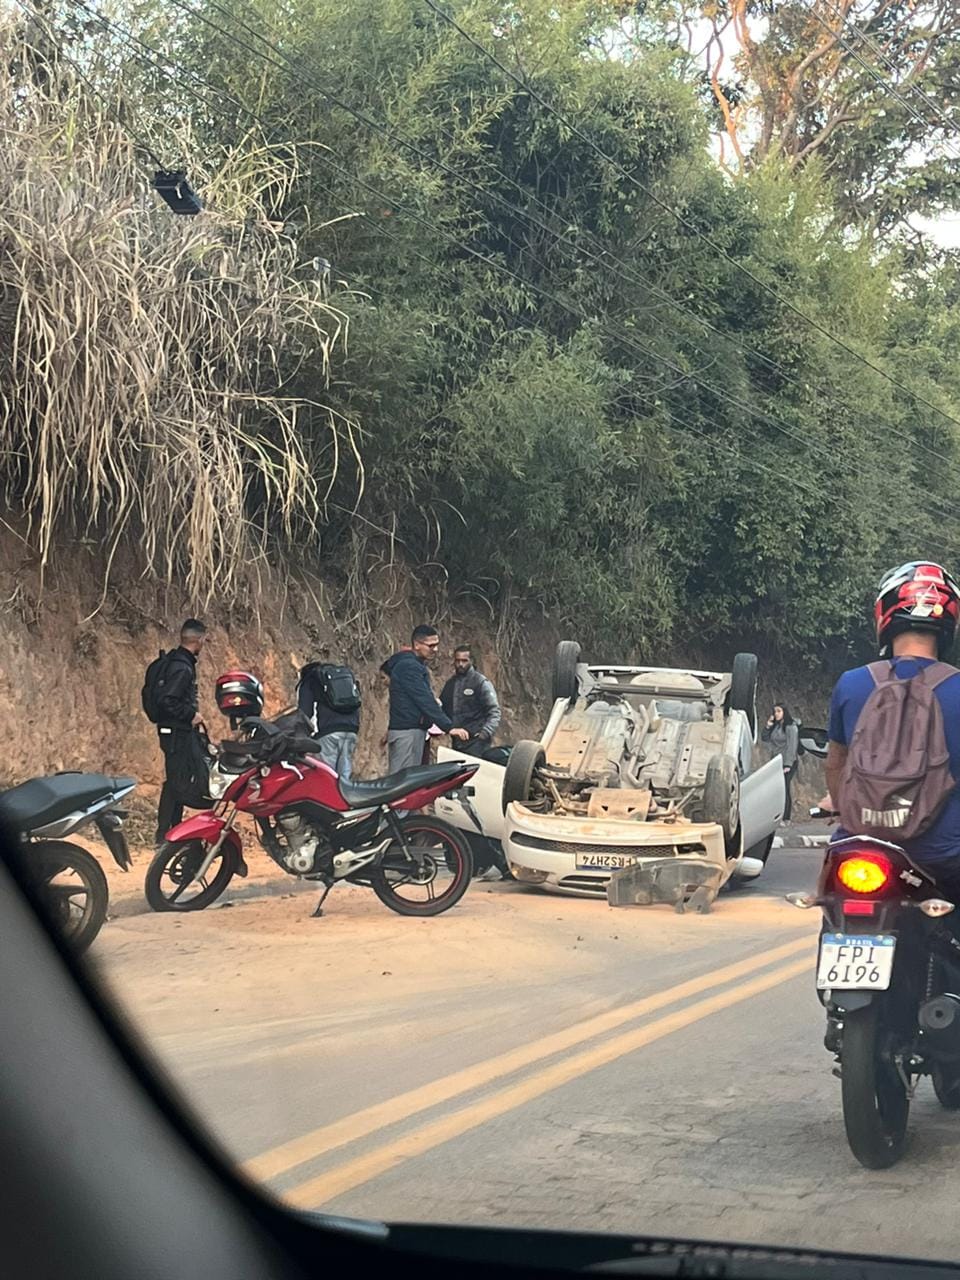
[
  {"x1": 145, "y1": 839, "x2": 236, "y2": 912},
  {"x1": 369, "y1": 816, "x2": 473, "y2": 917}
]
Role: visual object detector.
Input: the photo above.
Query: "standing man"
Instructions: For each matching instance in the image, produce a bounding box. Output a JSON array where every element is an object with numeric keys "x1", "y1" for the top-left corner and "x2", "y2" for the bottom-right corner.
[
  {"x1": 150, "y1": 618, "x2": 207, "y2": 847},
  {"x1": 440, "y1": 645, "x2": 502, "y2": 757},
  {"x1": 381, "y1": 625, "x2": 469, "y2": 774},
  {"x1": 297, "y1": 661, "x2": 361, "y2": 779}
]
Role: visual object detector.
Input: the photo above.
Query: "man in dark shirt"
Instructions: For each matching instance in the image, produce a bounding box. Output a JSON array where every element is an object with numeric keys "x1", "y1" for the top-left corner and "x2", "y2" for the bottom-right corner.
[
  {"x1": 440, "y1": 645, "x2": 502, "y2": 757},
  {"x1": 381, "y1": 625, "x2": 469, "y2": 774},
  {"x1": 155, "y1": 618, "x2": 207, "y2": 846}
]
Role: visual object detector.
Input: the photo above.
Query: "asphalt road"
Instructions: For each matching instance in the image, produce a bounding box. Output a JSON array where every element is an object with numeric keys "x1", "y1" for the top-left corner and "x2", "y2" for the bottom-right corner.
[{"x1": 93, "y1": 837, "x2": 960, "y2": 1266}]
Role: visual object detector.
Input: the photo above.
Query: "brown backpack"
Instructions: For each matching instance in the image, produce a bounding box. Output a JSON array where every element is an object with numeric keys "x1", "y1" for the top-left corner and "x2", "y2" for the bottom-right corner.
[{"x1": 839, "y1": 660, "x2": 958, "y2": 841}]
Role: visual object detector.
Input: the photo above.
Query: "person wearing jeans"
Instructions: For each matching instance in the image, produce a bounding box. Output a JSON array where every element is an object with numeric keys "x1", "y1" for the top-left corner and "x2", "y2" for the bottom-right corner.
[
  {"x1": 297, "y1": 665, "x2": 360, "y2": 781},
  {"x1": 762, "y1": 702, "x2": 800, "y2": 822}
]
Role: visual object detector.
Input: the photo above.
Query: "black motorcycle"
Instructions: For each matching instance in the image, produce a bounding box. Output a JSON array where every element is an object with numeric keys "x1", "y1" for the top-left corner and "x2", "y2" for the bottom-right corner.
[
  {"x1": 0, "y1": 772, "x2": 136, "y2": 952},
  {"x1": 789, "y1": 816, "x2": 960, "y2": 1168}
]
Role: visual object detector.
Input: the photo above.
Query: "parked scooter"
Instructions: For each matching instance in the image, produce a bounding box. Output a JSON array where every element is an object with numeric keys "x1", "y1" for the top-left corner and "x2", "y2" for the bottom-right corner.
[{"x1": 0, "y1": 772, "x2": 136, "y2": 951}]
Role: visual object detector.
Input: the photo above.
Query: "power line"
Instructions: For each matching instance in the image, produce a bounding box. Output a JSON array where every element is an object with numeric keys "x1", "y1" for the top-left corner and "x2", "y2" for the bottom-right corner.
[
  {"x1": 164, "y1": 0, "x2": 893, "y2": 483},
  {"x1": 65, "y1": 0, "x2": 960, "y2": 525},
  {"x1": 817, "y1": 0, "x2": 960, "y2": 142},
  {"x1": 4, "y1": 0, "x2": 854, "y2": 533},
  {"x1": 179, "y1": 0, "x2": 817, "y2": 405},
  {"x1": 807, "y1": 0, "x2": 960, "y2": 164},
  {"x1": 422, "y1": 0, "x2": 960, "y2": 438},
  {"x1": 14, "y1": 0, "x2": 166, "y2": 167},
  {"x1": 63, "y1": 0, "x2": 252, "y2": 126},
  {"x1": 295, "y1": 146, "x2": 960, "y2": 529},
  {"x1": 149, "y1": 0, "x2": 960, "y2": 497},
  {"x1": 61, "y1": 5, "x2": 954, "y2": 542},
  {"x1": 186, "y1": 0, "x2": 857, "y2": 418},
  {"x1": 33, "y1": 0, "x2": 960, "y2": 527}
]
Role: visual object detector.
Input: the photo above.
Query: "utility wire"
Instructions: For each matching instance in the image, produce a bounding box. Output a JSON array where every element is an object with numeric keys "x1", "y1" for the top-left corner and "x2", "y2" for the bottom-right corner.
[
  {"x1": 14, "y1": 0, "x2": 166, "y2": 167},
  {"x1": 807, "y1": 0, "x2": 960, "y2": 163},
  {"x1": 155, "y1": 0, "x2": 960, "y2": 501},
  {"x1": 817, "y1": 0, "x2": 960, "y2": 141},
  {"x1": 35, "y1": 0, "x2": 960, "y2": 528},
  {"x1": 155, "y1": 0, "x2": 877, "y2": 480},
  {"x1": 422, "y1": 0, "x2": 960, "y2": 437}
]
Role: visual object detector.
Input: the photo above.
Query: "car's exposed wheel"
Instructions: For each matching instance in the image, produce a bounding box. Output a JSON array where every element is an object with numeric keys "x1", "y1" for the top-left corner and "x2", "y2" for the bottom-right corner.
[
  {"x1": 502, "y1": 739, "x2": 546, "y2": 814},
  {"x1": 552, "y1": 641, "x2": 581, "y2": 703},
  {"x1": 729, "y1": 652, "x2": 759, "y2": 736},
  {"x1": 701, "y1": 753, "x2": 740, "y2": 842}
]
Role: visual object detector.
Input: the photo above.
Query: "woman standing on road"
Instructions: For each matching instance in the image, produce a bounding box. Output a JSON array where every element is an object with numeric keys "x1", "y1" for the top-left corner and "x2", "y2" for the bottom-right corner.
[{"x1": 762, "y1": 702, "x2": 799, "y2": 822}]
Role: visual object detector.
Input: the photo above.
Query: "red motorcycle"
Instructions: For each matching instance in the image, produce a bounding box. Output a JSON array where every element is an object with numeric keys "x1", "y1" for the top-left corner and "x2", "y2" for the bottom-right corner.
[{"x1": 145, "y1": 712, "x2": 479, "y2": 918}]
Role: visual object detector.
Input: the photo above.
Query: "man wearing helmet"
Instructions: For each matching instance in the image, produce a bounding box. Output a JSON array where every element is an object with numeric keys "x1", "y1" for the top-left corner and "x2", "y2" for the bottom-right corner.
[{"x1": 826, "y1": 562, "x2": 960, "y2": 891}]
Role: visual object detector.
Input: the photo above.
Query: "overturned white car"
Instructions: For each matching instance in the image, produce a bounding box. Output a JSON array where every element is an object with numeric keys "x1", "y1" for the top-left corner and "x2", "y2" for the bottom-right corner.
[{"x1": 436, "y1": 643, "x2": 785, "y2": 911}]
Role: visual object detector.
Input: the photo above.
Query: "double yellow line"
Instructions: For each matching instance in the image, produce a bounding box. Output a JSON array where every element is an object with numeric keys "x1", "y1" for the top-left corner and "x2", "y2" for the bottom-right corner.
[{"x1": 245, "y1": 933, "x2": 814, "y2": 1209}]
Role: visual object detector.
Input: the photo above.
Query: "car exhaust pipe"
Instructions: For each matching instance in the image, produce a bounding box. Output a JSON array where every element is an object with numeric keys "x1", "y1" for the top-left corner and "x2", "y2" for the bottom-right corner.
[{"x1": 919, "y1": 994, "x2": 960, "y2": 1059}]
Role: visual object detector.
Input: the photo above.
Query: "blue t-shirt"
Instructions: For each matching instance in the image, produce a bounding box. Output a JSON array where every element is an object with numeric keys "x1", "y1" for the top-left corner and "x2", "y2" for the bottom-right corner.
[{"x1": 829, "y1": 656, "x2": 960, "y2": 864}]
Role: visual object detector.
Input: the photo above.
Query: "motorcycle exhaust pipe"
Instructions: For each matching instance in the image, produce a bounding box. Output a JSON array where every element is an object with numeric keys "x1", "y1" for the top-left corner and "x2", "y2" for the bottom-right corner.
[{"x1": 919, "y1": 994, "x2": 960, "y2": 1059}]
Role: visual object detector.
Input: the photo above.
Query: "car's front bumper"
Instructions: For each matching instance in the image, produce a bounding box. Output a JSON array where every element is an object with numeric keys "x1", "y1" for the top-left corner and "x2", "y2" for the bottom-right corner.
[{"x1": 503, "y1": 804, "x2": 728, "y2": 897}]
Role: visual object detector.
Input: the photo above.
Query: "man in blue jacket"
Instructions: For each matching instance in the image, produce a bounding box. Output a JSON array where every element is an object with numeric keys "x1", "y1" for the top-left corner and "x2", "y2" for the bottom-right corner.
[{"x1": 381, "y1": 625, "x2": 469, "y2": 774}]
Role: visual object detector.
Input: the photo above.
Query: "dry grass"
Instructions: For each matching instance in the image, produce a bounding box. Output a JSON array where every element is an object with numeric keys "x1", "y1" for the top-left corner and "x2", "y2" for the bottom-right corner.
[{"x1": 0, "y1": 25, "x2": 361, "y2": 607}]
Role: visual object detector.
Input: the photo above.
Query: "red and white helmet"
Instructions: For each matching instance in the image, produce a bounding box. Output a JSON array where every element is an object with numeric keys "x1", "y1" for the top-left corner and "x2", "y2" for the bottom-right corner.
[
  {"x1": 875, "y1": 562, "x2": 960, "y2": 657},
  {"x1": 215, "y1": 670, "x2": 264, "y2": 720}
]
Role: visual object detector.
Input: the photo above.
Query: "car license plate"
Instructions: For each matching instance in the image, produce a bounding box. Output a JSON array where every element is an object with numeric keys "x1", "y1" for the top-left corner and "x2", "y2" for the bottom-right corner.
[
  {"x1": 816, "y1": 934, "x2": 896, "y2": 991},
  {"x1": 576, "y1": 852, "x2": 638, "y2": 870}
]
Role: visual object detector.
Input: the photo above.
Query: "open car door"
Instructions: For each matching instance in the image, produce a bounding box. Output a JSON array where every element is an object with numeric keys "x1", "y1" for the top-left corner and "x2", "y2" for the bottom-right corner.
[
  {"x1": 738, "y1": 754, "x2": 785, "y2": 853},
  {"x1": 434, "y1": 746, "x2": 507, "y2": 842}
]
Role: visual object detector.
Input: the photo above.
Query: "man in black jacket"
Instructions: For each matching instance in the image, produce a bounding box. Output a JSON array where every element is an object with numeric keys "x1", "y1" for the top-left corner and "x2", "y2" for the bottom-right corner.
[
  {"x1": 440, "y1": 646, "x2": 502, "y2": 757},
  {"x1": 155, "y1": 619, "x2": 207, "y2": 846},
  {"x1": 381, "y1": 626, "x2": 469, "y2": 774}
]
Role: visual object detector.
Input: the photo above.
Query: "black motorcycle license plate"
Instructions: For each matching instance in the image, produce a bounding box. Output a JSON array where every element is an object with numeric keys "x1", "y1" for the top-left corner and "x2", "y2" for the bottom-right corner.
[{"x1": 816, "y1": 933, "x2": 895, "y2": 990}]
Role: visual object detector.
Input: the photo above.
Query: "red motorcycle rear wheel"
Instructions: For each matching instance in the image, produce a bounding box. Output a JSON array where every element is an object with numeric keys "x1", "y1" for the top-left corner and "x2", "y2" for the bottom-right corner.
[{"x1": 369, "y1": 816, "x2": 473, "y2": 916}]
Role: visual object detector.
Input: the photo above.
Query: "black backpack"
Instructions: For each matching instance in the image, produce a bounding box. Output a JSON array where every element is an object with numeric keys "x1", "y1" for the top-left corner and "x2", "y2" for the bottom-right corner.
[
  {"x1": 141, "y1": 650, "x2": 175, "y2": 724},
  {"x1": 300, "y1": 663, "x2": 361, "y2": 715}
]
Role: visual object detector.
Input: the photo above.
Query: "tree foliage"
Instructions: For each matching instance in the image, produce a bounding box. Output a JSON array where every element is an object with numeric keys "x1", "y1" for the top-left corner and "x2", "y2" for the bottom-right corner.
[
  {"x1": 653, "y1": 1, "x2": 960, "y2": 239},
  {"x1": 4, "y1": 0, "x2": 960, "y2": 660},
  {"x1": 0, "y1": 18, "x2": 356, "y2": 604}
]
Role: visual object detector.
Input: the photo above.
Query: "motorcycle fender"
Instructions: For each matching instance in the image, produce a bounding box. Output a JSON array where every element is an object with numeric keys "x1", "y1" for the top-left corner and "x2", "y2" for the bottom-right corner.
[
  {"x1": 164, "y1": 813, "x2": 246, "y2": 876},
  {"x1": 165, "y1": 811, "x2": 225, "y2": 844},
  {"x1": 94, "y1": 814, "x2": 132, "y2": 872},
  {"x1": 828, "y1": 990, "x2": 875, "y2": 1014}
]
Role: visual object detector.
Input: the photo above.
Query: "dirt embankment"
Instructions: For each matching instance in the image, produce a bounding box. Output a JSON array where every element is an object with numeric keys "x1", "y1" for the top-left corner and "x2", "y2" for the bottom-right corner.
[
  {"x1": 0, "y1": 529, "x2": 829, "y2": 816},
  {"x1": 0, "y1": 530, "x2": 549, "y2": 808}
]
